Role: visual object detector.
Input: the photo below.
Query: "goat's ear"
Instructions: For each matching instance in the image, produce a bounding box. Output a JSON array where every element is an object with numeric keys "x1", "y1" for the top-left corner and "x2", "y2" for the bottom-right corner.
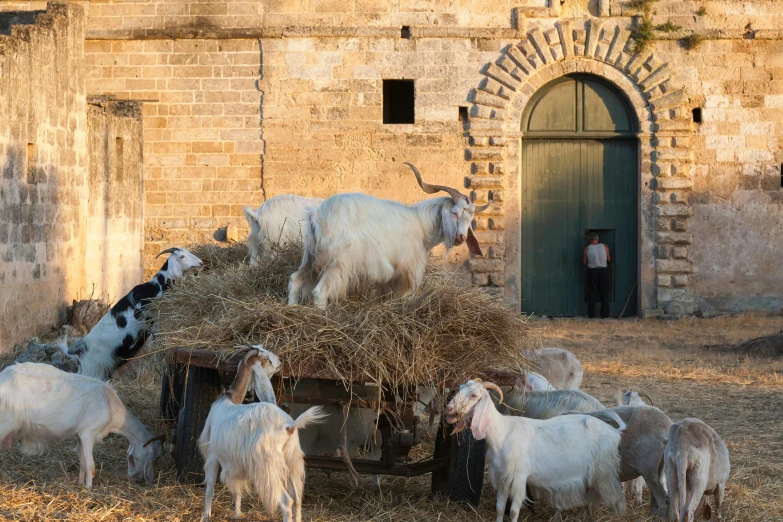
[
  {"x1": 515, "y1": 375, "x2": 532, "y2": 392},
  {"x1": 466, "y1": 227, "x2": 483, "y2": 256},
  {"x1": 244, "y1": 206, "x2": 261, "y2": 231},
  {"x1": 470, "y1": 393, "x2": 492, "y2": 440},
  {"x1": 166, "y1": 255, "x2": 184, "y2": 279},
  {"x1": 440, "y1": 204, "x2": 458, "y2": 249},
  {"x1": 143, "y1": 453, "x2": 155, "y2": 486}
]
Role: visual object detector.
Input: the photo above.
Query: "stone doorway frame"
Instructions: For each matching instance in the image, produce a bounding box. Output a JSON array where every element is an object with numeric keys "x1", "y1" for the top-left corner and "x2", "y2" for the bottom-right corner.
[{"x1": 464, "y1": 20, "x2": 695, "y2": 317}]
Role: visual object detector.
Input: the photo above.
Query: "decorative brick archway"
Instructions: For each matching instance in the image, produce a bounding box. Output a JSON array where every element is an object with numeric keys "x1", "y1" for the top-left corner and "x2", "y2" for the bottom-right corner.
[{"x1": 464, "y1": 20, "x2": 695, "y2": 316}]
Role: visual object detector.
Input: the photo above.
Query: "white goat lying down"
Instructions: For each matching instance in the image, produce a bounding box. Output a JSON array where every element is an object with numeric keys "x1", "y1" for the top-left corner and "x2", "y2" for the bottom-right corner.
[
  {"x1": 288, "y1": 162, "x2": 492, "y2": 308},
  {"x1": 445, "y1": 379, "x2": 626, "y2": 522},
  {"x1": 561, "y1": 405, "x2": 673, "y2": 518},
  {"x1": 0, "y1": 363, "x2": 164, "y2": 489},
  {"x1": 665, "y1": 418, "x2": 730, "y2": 522},
  {"x1": 525, "y1": 348, "x2": 583, "y2": 389},
  {"x1": 498, "y1": 386, "x2": 605, "y2": 419},
  {"x1": 244, "y1": 195, "x2": 323, "y2": 265},
  {"x1": 199, "y1": 350, "x2": 327, "y2": 522}
]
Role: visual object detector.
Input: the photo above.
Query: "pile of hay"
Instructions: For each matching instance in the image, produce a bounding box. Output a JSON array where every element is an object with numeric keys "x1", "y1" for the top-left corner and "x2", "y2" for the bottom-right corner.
[
  {"x1": 150, "y1": 242, "x2": 535, "y2": 390},
  {"x1": 709, "y1": 330, "x2": 783, "y2": 357}
]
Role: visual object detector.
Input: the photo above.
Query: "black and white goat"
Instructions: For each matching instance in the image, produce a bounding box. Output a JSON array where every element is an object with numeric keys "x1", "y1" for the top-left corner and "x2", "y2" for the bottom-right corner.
[
  {"x1": 288, "y1": 163, "x2": 492, "y2": 308},
  {"x1": 0, "y1": 362, "x2": 165, "y2": 488},
  {"x1": 64, "y1": 248, "x2": 203, "y2": 380}
]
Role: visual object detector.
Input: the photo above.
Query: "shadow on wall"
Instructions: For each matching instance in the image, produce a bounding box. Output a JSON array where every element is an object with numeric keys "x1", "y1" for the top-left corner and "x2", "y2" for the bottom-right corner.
[{"x1": 0, "y1": 144, "x2": 69, "y2": 352}]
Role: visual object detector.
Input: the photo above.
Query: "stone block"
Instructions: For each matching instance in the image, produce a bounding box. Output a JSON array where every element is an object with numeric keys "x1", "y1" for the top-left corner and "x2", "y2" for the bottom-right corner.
[
  {"x1": 672, "y1": 247, "x2": 688, "y2": 259},
  {"x1": 672, "y1": 275, "x2": 688, "y2": 287},
  {"x1": 657, "y1": 259, "x2": 693, "y2": 274},
  {"x1": 657, "y1": 274, "x2": 672, "y2": 287}
]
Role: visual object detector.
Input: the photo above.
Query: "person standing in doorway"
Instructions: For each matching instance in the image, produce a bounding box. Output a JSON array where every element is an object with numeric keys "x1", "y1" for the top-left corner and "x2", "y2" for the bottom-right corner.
[{"x1": 583, "y1": 232, "x2": 611, "y2": 319}]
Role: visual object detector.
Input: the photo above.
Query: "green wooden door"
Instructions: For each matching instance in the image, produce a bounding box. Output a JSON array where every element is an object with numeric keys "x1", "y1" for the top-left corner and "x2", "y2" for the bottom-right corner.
[{"x1": 521, "y1": 75, "x2": 638, "y2": 317}]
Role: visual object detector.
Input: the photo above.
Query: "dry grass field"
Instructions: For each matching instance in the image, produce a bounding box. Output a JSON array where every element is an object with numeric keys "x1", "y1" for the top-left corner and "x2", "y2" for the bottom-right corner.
[{"x1": 1, "y1": 314, "x2": 782, "y2": 522}]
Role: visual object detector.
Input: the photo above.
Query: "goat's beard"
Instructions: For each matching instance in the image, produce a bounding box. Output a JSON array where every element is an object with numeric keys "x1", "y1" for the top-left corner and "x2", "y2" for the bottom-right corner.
[{"x1": 451, "y1": 417, "x2": 469, "y2": 435}]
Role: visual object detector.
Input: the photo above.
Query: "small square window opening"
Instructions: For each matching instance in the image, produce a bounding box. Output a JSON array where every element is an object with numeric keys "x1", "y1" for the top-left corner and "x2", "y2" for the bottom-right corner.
[
  {"x1": 458, "y1": 106, "x2": 468, "y2": 122},
  {"x1": 400, "y1": 26, "x2": 411, "y2": 39},
  {"x1": 692, "y1": 107, "x2": 702, "y2": 124},
  {"x1": 383, "y1": 80, "x2": 415, "y2": 124}
]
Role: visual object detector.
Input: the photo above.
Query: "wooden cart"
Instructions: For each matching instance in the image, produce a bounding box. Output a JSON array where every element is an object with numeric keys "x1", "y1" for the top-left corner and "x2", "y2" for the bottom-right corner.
[{"x1": 160, "y1": 347, "x2": 515, "y2": 505}]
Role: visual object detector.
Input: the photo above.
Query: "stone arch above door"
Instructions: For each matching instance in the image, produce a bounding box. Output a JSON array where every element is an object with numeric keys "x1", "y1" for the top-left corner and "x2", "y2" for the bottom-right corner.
[{"x1": 464, "y1": 20, "x2": 695, "y2": 317}]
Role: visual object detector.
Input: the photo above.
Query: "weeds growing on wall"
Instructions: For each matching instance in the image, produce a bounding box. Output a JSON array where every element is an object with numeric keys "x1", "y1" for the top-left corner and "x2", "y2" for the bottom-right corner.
[
  {"x1": 681, "y1": 33, "x2": 705, "y2": 51},
  {"x1": 628, "y1": 0, "x2": 655, "y2": 53},
  {"x1": 655, "y1": 21, "x2": 682, "y2": 33},
  {"x1": 696, "y1": 6, "x2": 707, "y2": 16}
]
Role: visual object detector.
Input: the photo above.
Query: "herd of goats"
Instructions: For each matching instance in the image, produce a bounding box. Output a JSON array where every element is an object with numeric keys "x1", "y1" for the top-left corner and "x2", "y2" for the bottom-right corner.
[{"x1": 0, "y1": 163, "x2": 729, "y2": 522}]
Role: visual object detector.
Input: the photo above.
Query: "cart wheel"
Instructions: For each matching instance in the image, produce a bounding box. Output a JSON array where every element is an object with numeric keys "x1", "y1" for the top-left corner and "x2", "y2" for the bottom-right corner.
[
  {"x1": 175, "y1": 366, "x2": 221, "y2": 484},
  {"x1": 431, "y1": 420, "x2": 486, "y2": 505},
  {"x1": 159, "y1": 363, "x2": 186, "y2": 421}
]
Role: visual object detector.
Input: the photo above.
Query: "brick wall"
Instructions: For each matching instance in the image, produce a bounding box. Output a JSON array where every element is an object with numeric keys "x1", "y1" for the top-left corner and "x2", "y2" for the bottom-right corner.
[
  {"x1": 4, "y1": 0, "x2": 783, "y2": 315},
  {"x1": 0, "y1": 3, "x2": 144, "y2": 352}
]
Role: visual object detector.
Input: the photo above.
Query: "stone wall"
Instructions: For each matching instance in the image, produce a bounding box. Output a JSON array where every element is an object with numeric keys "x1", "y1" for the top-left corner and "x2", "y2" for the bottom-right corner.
[
  {"x1": 85, "y1": 100, "x2": 145, "y2": 303},
  {"x1": 3, "y1": 0, "x2": 782, "y2": 315},
  {"x1": 0, "y1": 3, "x2": 144, "y2": 352}
]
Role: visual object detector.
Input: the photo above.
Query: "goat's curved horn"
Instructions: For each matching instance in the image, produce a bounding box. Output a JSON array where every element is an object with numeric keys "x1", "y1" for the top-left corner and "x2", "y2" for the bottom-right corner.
[
  {"x1": 639, "y1": 392, "x2": 654, "y2": 406},
  {"x1": 155, "y1": 247, "x2": 179, "y2": 258},
  {"x1": 474, "y1": 195, "x2": 493, "y2": 213},
  {"x1": 404, "y1": 162, "x2": 466, "y2": 203},
  {"x1": 481, "y1": 382, "x2": 504, "y2": 404},
  {"x1": 143, "y1": 434, "x2": 166, "y2": 447},
  {"x1": 242, "y1": 348, "x2": 260, "y2": 364}
]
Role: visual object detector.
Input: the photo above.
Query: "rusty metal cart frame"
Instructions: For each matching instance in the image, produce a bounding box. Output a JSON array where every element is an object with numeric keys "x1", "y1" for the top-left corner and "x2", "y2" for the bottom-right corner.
[{"x1": 160, "y1": 347, "x2": 515, "y2": 505}]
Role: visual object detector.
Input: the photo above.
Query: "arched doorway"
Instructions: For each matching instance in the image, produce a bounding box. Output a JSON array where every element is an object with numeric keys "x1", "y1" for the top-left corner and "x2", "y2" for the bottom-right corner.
[{"x1": 520, "y1": 74, "x2": 639, "y2": 317}]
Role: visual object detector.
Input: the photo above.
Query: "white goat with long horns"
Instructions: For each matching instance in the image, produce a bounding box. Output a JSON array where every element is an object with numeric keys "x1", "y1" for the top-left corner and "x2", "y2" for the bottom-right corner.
[{"x1": 288, "y1": 162, "x2": 492, "y2": 308}]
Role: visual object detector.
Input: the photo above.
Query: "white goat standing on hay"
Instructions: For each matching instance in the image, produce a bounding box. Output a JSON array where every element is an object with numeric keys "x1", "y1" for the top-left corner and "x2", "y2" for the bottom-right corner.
[
  {"x1": 287, "y1": 162, "x2": 492, "y2": 308},
  {"x1": 199, "y1": 350, "x2": 327, "y2": 522},
  {"x1": 445, "y1": 379, "x2": 626, "y2": 522},
  {"x1": 244, "y1": 195, "x2": 323, "y2": 265},
  {"x1": 0, "y1": 362, "x2": 165, "y2": 489}
]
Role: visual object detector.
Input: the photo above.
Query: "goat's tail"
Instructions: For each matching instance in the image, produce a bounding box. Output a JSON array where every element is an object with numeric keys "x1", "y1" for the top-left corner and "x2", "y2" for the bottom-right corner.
[
  {"x1": 288, "y1": 406, "x2": 329, "y2": 432},
  {"x1": 676, "y1": 455, "x2": 688, "y2": 520},
  {"x1": 605, "y1": 409, "x2": 627, "y2": 432}
]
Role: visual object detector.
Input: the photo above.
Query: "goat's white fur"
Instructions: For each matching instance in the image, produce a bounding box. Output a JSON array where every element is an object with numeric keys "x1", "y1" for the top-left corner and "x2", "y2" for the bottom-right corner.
[
  {"x1": 288, "y1": 182, "x2": 487, "y2": 308},
  {"x1": 244, "y1": 195, "x2": 323, "y2": 265},
  {"x1": 445, "y1": 380, "x2": 626, "y2": 522},
  {"x1": 498, "y1": 387, "x2": 605, "y2": 419},
  {"x1": 664, "y1": 418, "x2": 730, "y2": 522},
  {"x1": 525, "y1": 348, "x2": 583, "y2": 390},
  {"x1": 199, "y1": 357, "x2": 327, "y2": 522},
  {"x1": 0, "y1": 363, "x2": 164, "y2": 489}
]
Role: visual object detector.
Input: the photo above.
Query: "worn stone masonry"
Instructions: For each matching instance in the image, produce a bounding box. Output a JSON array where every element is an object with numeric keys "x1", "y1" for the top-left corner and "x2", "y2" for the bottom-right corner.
[
  {"x1": 465, "y1": 19, "x2": 694, "y2": 314},
  {"x1": 2, "y1": 0, "x2": 783, "y2": 321},
  {"x1": 0, "y1": 3, "x2": 144, "y2": 352}
]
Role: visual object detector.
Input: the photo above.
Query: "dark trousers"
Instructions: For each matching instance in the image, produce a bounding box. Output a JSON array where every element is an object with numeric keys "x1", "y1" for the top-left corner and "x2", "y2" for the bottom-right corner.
[{"x1": 587, "y1": 267, "x2": 610, "y2": 318}]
